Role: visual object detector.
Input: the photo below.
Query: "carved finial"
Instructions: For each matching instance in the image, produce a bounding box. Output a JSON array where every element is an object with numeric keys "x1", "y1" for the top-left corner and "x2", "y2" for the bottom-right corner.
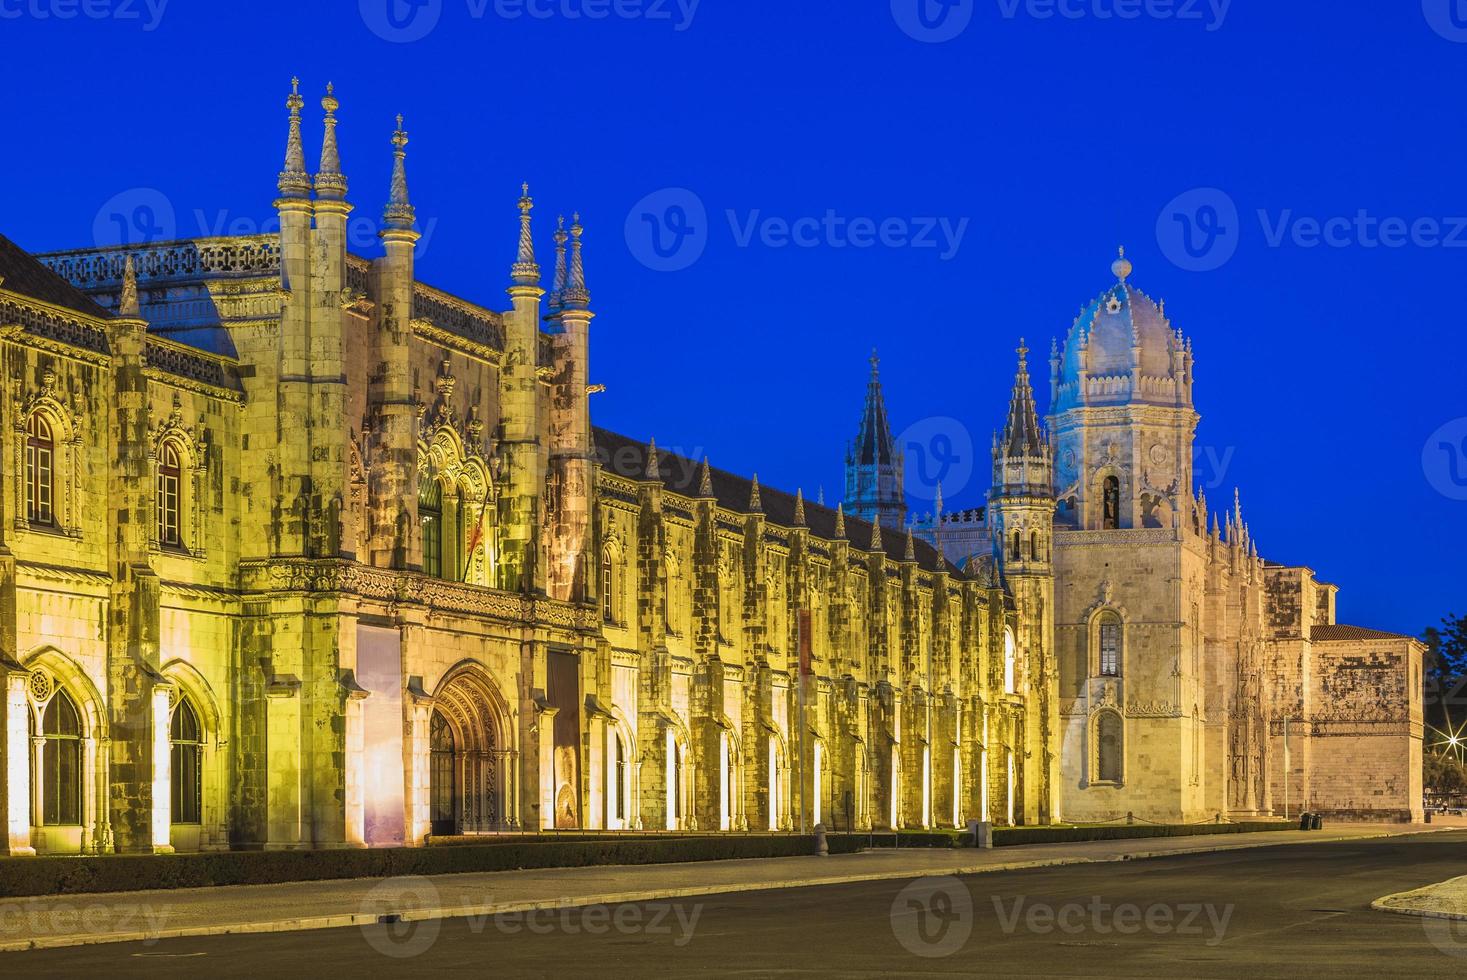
[
  {"x1": 698, "y1": 456, "x2": 714, "y2": 497},
  {"x1": 933, "y1": 481, "x2": 943, "y2": 518},
  {"x1": 793, "y1": 488, "x2": 806, "y2": 527},
  {"x1": 548, "y1": 215, "x2": 569, "y2": 312},
  {"x1": 382, "y1": 114, "x2": 416, "y2": 234},
  {"x1": 563, "y1": 212, "x2": 589, "y2": 309},
  {"x1": 315, "y1": 82, "x2": 347, "y2": 201},
  {"x1": 869, "y1": 347, "x2": 880, "y2": 378},
  {"x1": 278, "y1": 76, "x2": 310, "y2": 199},
  {"x1": 645, "y1": 438, "x2": 660, "y2": 480},
  {"x1": 904, "y1": 527, "x2": 916, "y2": 562},
  {"x1": 834, "y1": 503, "x2": 846, "y2": 539},
  {"x1": 749, "y1": 473, "x2": 762, "y2": 512},
  {"x1": 1112, "y1": 245, "x2": 1132, "y2": 282},
  {"x1": 868, "y1": 511, "x2": 882, "y2": 550},
  {"x1": 118, "y1": 255, "x2": 140, "y2": 317},
  {"x1": 511, "y1": 183, "x2": 539, "y2": 285}
]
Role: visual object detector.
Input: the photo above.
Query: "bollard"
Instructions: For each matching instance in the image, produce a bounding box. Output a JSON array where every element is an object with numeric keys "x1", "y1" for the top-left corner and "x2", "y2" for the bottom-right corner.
[
  {"x1": 814, "y1": 822, "x2": 829, "y2": 856},
  {"x1": 1426, "y1": 810, "x2": 1433, "y2": 824},
  {"x1": 976, "y1": 820, "x2": 994, "y2": 849},
  {"x1": 1127, "y1": 811, "x2": 1135, "y2": 826}
]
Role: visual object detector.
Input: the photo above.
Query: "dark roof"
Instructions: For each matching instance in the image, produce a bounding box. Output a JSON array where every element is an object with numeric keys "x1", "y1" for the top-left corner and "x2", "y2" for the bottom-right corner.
[
  {"x1": 1002, "y1": 346, "x2": 1045, "y2": 457},
  {"x1": 594, "y1": 428, "x2": 963, "y2": 577},
  {"x1": 851, "y1": 358, "x2": 897, "y2": 467},
  {"x1": 1311, "y1": 624, "x2": 1414, "y2": 643},
  {"x1": 0, "y1": 234, "x2": 112, "y2": 320}
]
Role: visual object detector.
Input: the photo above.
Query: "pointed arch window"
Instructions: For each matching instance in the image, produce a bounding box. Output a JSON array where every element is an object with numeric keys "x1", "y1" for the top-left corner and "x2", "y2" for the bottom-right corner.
[
  {"x1": 1096, "y1": 711, "x2": 1123, "y2": 784},
  {"x1": 1098, "y1": 613, "x2": 1122, "y2": 677},
  {"x1": 429, "y1": 710, "x2": 457, "y2": 836},
  {"x1": 614, "y1": 732, "x2": 627, "y2": 823},
  {"x1": 1003, "y1": 627, "x2": 1017, "y2": 695},
  {"x1": 25, "y1": 414, "x2": 55, "y2": 527},
  {"x1": 421, "y1": 480, "x2": 444, "y2": 579},
  {"x1": 170, "y1": 697, "x2": 202, "y2": 824},
  {"x1": 1102, "y1": 476, "x2": 1121, "y2": 530},
  {"x1": 157, "y1": 441, "x2": 183, "y2": 548},
  {"x1": 601, "y1": 548, "x2": 617, "y2": 624},
  {"x1": 34, "y1": 689, "x2": 82, "y2": 825}
]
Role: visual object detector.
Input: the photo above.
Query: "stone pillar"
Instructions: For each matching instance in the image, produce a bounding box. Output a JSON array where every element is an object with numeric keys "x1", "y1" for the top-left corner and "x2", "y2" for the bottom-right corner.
[
  {"x1": 265, "y1": 676, "x2": 303, "y2": 848},
  {"x1": 0, "y1": 666, "x2": 31, "y2": 855}
]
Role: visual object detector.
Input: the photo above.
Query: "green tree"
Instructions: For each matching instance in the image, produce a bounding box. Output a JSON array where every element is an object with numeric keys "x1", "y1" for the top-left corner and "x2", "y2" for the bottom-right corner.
[
  {"x1": 1426, "y1": 751, "x2": 1467, "y2": 800},
  {"x1": 1423, "y1": 613, "x2": 1467, "y2": 734}
]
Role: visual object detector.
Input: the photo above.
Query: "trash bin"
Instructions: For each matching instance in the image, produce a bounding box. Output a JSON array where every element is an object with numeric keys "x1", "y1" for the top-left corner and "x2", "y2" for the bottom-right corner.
[
  {"x1": 1299, "y1": 812, "x2": 1312, "y2": 831},
  {"x1": 1311, "y1": 813, "x2": 1323, "y2": 831}
]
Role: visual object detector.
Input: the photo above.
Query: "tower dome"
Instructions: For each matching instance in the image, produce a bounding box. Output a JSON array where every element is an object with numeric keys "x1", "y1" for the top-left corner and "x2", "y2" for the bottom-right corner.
[{"x1": 1054, "y1": 249, "x2": 1187, "y2": 412}]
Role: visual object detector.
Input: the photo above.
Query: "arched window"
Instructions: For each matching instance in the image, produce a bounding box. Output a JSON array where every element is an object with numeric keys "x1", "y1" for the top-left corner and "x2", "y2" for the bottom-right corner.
[
  {"x1": 1101, "y1": 476, "x2": 1121, "y2": 530},
  {"x1": 170, "y1": 698, "x2": 202, "y2": 824},
  {"x1": 601, "y1": 549, "x2": 617, "y2": 624},
  {"x1": 1098, "y1": 613, "x2": 1122, "y2": 677},
  {"x1": 1003, "y1": 627, "x2": 1017, "y2": 694},
  {"x1": 420, "y1": 480, "x2": 444, "y2": 579},
  {"x1": 25, "y1": 414, "x2": 55, "y2": 527},
  {"x1": 1012, "y1": 530, "x2": 1021, "y2": 560},
  {"x1": 157, "y1": 441, "x2": 183, "y2": 548},
  {"x1": 429, "y1": 710, "x2": 457, "y2": 836},
  {"x1": 1096, "y1": 711, "x2": 1123, "y2": 783},
  {"x1": 35, "y1": 690, "x2": 82, "y2": 825},
  {"x1": 1030, "y1": 531, "x2": 1039, "y2": 561}
]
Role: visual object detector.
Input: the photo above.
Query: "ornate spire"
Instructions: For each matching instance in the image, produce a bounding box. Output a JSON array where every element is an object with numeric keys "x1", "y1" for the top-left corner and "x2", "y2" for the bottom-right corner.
[
  {"x1": 933, "y1": 481, "x2": 944, "y2": 518},
  {"x1": 548, "y1": 215, "x2": 568, "y2": 312},
  {"x1": 749, "y1": 474, "x2": 762, "y2": 512},
  {"x1": 562, "y1": 213, "x2": 590, "y2": 309},
  {"x1": 511, "y1": 183, "x2": 539, "y2": 286},
  {"x1": 834, "y1": 503, "x2": 846, "y2": 539},
  {"x1": 793, "y1": 488, "x2": 806, "y2": 527},
  {"x1": 846, "y1": 347, "x2": 905, "y2": 528},
  {"x1": 1001, "y1": 338, "x2": 1045, "y2": 457},
  {"x1": 1112, "y1": 245, "x2": 1132, "y2": 282},
  {"x1": 645, "y1": 437, "x2": 660, "y2": 480},
  {"x1": 382, "y1": 114, "x2": 416, "y2": 233},
  {"x1": 868, "y1": 512, "x2": 882, "y2": 551},
  {"x1": 118, "y1": 255, "x2": 140, "y2": 317},
  {"x1": 277, "y1": 76, "x2": 310, "y2": 200},
  {"x1": 314, "y1": 82, "x2": 347, "y2": 201},
  {"x1": 904, "y1": 527, "x2": 916, "y2": 561},
  {"x1": 698, "y1": 457, "x2": 714, "y2": 497}
]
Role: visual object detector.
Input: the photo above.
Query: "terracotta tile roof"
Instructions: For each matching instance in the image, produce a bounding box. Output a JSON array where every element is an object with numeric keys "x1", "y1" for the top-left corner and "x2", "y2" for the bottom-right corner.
[
  {"x1": 1311, "y1": 624, "x2": 1414, "y2": 643},
  {"x1": 593, "y1": 428, "x2": 964, "y2": 577},
  {"x1": 0, "y1": 234, "x2": 112, "y2": 320}
]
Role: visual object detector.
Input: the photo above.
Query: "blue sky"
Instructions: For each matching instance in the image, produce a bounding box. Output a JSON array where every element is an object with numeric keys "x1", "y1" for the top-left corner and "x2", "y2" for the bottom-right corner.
[{"x1": 6, "y1": 0, "x2": 1464, "y2": 635}]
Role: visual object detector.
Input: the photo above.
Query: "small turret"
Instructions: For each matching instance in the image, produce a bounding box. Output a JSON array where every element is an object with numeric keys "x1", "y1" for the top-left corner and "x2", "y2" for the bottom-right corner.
[{"x1": 749, "y1": 474, "x2": 762, "y2": 512}]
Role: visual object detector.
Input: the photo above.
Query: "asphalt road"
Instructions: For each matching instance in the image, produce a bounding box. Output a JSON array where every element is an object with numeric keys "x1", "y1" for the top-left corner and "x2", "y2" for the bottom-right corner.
[{"x1": 9, "y1": 832, "x2": 1467, "y2": 978}]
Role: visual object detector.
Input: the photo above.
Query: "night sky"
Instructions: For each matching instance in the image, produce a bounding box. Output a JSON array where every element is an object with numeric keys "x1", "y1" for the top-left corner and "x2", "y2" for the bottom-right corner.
[{"x1": 6, "y1": 0, "x2": 1463, "y2": 635}]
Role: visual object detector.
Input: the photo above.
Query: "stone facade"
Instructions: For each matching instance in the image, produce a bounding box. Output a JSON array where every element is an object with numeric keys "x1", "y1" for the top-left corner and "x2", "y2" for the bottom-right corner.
[
  {"x1": 913, "y1": 250, "x2": 1423, "y2": 823},
  {"x1": 0, "y1": 83, "x2": 1052, "y2": 855}
]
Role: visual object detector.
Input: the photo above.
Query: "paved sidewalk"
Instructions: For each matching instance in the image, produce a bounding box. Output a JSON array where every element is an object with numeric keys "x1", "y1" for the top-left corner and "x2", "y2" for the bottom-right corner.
[{"x1": 0, "y1": 823, "x2": 1441, "y2": 952}]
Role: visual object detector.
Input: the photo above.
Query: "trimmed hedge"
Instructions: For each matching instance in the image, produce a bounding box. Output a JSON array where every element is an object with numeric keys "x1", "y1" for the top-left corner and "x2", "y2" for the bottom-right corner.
[
  {"x1": 992, "y1": 821, "x2": 1297, "y2": 847},
  {"x1": 0, "y1": 834, "x2": 861, "y2": 899}
]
